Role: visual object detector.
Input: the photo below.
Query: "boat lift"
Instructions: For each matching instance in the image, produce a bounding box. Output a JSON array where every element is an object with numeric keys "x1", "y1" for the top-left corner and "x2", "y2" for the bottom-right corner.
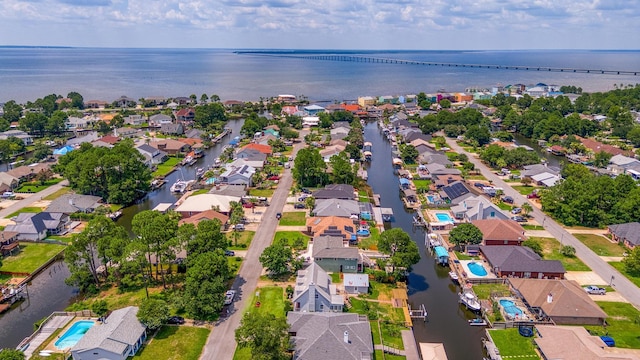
[{"x1": 408, "y1": 304, "x2": 428, "y2": 322}]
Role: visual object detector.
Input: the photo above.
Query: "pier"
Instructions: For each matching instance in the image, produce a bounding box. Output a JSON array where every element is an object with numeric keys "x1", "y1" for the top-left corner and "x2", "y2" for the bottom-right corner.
[{"x1": 238, "y1": 52, "x2": 640, "y2": 76}]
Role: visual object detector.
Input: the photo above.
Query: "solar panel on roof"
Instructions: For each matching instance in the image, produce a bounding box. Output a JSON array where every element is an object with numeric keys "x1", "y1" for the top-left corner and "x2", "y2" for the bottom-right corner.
[{"x1": 443, "y1": 182, "x2": 469, "y2": 200}]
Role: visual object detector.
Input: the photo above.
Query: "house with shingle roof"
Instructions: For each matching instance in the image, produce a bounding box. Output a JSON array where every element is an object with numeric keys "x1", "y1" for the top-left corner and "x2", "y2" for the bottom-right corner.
[
  {"x1": 534, "y1": 325, "x2": 638, "y2": 360},
  {"x1": 71, "y1": 306, "x2": 146, "y2": 360},
  {"x1": 174, "y1": 194, "x2": 241, "y2": 216},
  {"x1": 451, "y1": 195, "x2": 509, "y2": 222},
  {"x1": 45, "y1": 194, "x2": 103, "y2": 214},
  {"x1": 306, "y1": 216, "x2": 356, "y2": 243},
  {"x1": 509, "y1": 278, "x2": 606, "y2": 325},
  {"x1": 220, "y1": 164, "x2": 255, "y2": 187},
  {"x1": 148, "y1": 114, "x2": 173, "y2": 127},
  {"x1": 0, "y1": 172, "x2": 18, "y2": 192},
  {"x1": 136, "y1": 144, "x2": 168, "y2": 166},
  {"x1": 312, "y1": 235, "x2": 360, "y2": 273},
  {"x1": 608, "y1": 222, "x2": 640, "y2": 249},
  {"x1": 160, "y1": 123, "x2": 184, "y2": 135},
  {"x1": 240, "y1": 143, "x2": 272, "y2": 155},
  {"x1": 472, "y1": 219, "x2": 526, "y2": 245},
  {"x1": 313, "y1": 184, "x2": 355, "y2": 200},
  {"x1": 178, "y1": 209, "x2": 229, "y2": 229},
  {"x1": 0, "y1": 130, "x2": 33, "y2": 145},
  {"x1": 313, "y1": 199, "x2": 360, "y2": 218},
  {"x1": 292, "y1": 263, "x2": 344, "y2": 312},
  {"x1": 480, "y1": 245, "x2": 565, "y2": 279},
  {"x1": 7, "y1": 163, "x2": 52, "y2": 182},
  {"x1": 287, "y1": 312, "x2": 373, "y2": 360},
  {"x1": 5, "y1": 212, "x2": 69, "y2": 241},
  {"x1": 175, "y1": 108, "x2": 195, "y2": 122},
  {"x1": 149, "y1": 139, "x2": 190, "y2": 155}
]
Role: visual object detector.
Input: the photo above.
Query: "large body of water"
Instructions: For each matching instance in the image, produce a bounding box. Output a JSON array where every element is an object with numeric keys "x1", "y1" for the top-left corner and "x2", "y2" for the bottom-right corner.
[{"x1": 1, "y1": 48, "x2": 640, "y2": 104}]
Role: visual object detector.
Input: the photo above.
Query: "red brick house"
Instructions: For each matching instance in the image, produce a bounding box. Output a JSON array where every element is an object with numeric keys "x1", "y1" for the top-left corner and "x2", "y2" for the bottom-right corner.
[
  {"x1": 471, "y1": 219, "x2": 526, "y2": 246},
  {"x1": 481, "y1": 245, "x2": 565, "y2": 279}
]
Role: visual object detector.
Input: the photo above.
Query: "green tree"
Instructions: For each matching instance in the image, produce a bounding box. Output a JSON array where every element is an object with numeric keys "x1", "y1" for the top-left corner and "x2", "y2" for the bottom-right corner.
[
  {"x1": 448, "y1": 223, "x2": 483, "y2": 248},
  {"x1": 235, "y1": 312, "x2": 290, "y2": 360},
  {"x1": 19, "y1": 112, "x2": 48, "y2": 136},
  {"x1": 560, "y1": 245, "x2": 576, "y2": 257},
  {"x1": 91, "y1": 300, "x2": 109, "y2": 319},
  {"x1": 137, "y1": 298, "x2": 170, "y2": 330},
  {"x1": 67, "y1": 91, "x2": 84, "y2": 109},
  {"x1": 293, "y1": 147, "x2": 327, "y2": 187},
  {"x1": 592, "y1": 151, "x2": 612, "y2": 168},
  {"x1": 377, "y1": 228, "x2": 421, "y2": 274},
  {"x1": 464, "y1": 125, "x2": 491, "y2": 146},
  {"x1": 521, "y1": 203, "x2": 533, "y2": 217},
  {"x1": 132, "y1": 210, "x2": 179, "y2": 288},
  {"x1": 184, "y1": 251, "x2": 230, "y2": 320},
  {"x1": 626, "y1": 126, "x2": 640, "y2": 147},
  {"x1": 194, "y1": 103, "x2": 227, "y2": 128},
  {"x1": 623, "y1": 247, "x2": 640, "y2": 276},
  {"x1": 0, "y1": 349, "x2": 25, "y2": 360},
  {"x1": 439, "y1": 99, "x2": 452, "y2": 108},
  {"x1": 259, "y1": 239, "x2": 295, "y2": 279},
  {"x1": 187, "y1": 219, "x2": 228, "y2": 261},
  {"x1": 329, "y1": 152, "x2": 355, "y2": 185},
  {"x1": 522, "y1": 239, "x2": 543, "y2": 257},
  {"x1": 2, "y1": 100, "x2": 23, "y2": 123},
  {"x1": 399, "y1": 144, "x2": 419, "y2": 163},
  {"x1": 32, "y1": 143, "x2": 52, "y2": 161}
]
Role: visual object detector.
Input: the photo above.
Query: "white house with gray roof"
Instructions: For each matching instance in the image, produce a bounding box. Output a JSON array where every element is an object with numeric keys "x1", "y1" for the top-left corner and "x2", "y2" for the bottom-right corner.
[
  {"x1": 293, "y1": 263, "x2": 344, "y2": 312},
  {"x1": 136, "y1": 144, "x2": 168, "y2": 166},
  {"x1": 5, "y1": 212, "x2": 69, "y2": 241},
  {"x1": 287, "y1": 312, "x2": 373, "y2": 360},
  {"x1": 451, "y1": 195, "x2": 509, "y2": 222},
  {"x1": 314, "y1": 199, "x2": 360, "y2": 218},
  {"x1": 45, "y1": 194, "x2": 103, "y2": 214},
  {"x1": 71, "y1": 306, "x2": 146, "y2": 360}
]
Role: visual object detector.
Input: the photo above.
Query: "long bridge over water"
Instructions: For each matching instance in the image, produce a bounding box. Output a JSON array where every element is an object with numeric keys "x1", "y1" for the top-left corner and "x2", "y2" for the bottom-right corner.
[{"x1": 237, "y1": 52, "x2": 640, "y2": 76}]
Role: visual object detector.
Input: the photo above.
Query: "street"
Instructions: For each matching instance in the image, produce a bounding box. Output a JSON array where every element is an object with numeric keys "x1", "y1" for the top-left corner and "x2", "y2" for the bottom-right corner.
[
  {"x1": 446, "y1": 138, "x2": 640, "y2": 309},
  {"x1": 0, "y1": 180, "x2": 69, "y2": 219}
]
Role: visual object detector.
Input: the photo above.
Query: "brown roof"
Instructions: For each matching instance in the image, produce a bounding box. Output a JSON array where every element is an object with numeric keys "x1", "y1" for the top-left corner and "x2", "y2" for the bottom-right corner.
[
  {"x1": 241, "y1": 143, "x2": 272, "y2": 155},
  {"x1": 1, "y1": 231, "x2": 19, "y2": 240},
  {"x1": 98, "y1": 135, "x2": 120, "y2": 145},
  {"x1": 535, "y1": 325, "x2": 638, "y2": 360},
  {"x1": 7, "y1": 163, "x2": 52, "y2": 179},
  {"x1": 175, "y1": 108, "x2": 195, "y2": 116},
  {"x1": 471, "y1": 219, "x2": 526, "y2": 242},
  {"x1": 577, "y1": 136, "x2": 633, "y2": 157},
  {"x1": 178, "y1": 210, "x2": 229, "y2": 226},
  {"x1": 178, "y1": 138, "x2": 203, "y2": 146},
  {"x1": 509, "y1": 278, "x2": 607, "y2": 322},
  {"x1": 149, "y1": 139, "x2": 190, "y2": 152},
  {"x1": 378, "y1": 104, "x2": 397, "y2": 111},
  {"x1": 306, "y1": 216, "x2": 355, "y2": 238}
]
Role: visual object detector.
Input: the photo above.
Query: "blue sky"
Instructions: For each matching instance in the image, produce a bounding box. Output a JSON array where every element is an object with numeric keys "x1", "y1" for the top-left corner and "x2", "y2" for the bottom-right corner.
[{"x1": 1, "y1": 0, "x2": 639, "y2": 49}]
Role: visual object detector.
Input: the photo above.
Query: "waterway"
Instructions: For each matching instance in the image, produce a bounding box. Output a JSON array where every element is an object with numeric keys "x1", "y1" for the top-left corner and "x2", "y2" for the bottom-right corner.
[
  {"x1": 364, "y1": 122, "x2": 485, "y2": 360},
  {"x1": 0, "y1": 119, "x2": 244, "y2": 349},
  {"x1": 512, "y1": 133, "x2": 564, "y2": 169}
]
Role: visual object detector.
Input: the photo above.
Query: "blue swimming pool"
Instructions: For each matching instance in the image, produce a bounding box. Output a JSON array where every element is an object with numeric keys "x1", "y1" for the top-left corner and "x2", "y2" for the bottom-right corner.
[
  {"x1": 55, "y1": 320, "x2": 95, "y2": 350},
  {"x1": 435, "y1": 213, "x2": 453, "y2": 223},
  {"x1": 466, "y1": 261, "x2": 488, "y2": 276},
  {"x1": 427, "y1": 195, "x2": 435, "y2": 203},
  {"x1": 499, "y1": 299, "x2": 523, "y2": 317}
]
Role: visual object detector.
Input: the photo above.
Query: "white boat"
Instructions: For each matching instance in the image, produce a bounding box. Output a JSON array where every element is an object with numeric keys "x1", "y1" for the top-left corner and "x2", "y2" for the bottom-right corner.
[
  {"x1": 459, "y1": 290, "x2": 482, "y2": 312},
  {"x1": 170, "y1": 181, "x2": 188, "y2": 193},
  {"x1": 196, "y1": 167, "x2": 205, "y2": 178},
  {"x1": 449, "y1": 271, "x2": 459, "y2": 282}
]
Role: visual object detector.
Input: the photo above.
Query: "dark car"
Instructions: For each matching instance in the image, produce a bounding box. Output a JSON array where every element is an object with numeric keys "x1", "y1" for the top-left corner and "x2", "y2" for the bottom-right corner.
[
  {"x1": 167, "y1": 316, "x2": 185, "y2": 325},
  {"x1": 301, "y1": 188, "x2": 312, "y2": 194},
  {"x1": 298, "y1": 196, "x2": 309, "y2": 202},
  {"x1": 473, "y1": 182, "x2": 486, "y2": 189},
  {"x1": 294, "y1": 203, "x2": 306, "y2": 209},
  {"x1": 502, "y1": 196, "x2": 514, "y2": 204},
  {"x1": 511, "y1": 216, "x2": 526, "y2": 222},
  {"x1": 276, "y1": 212, "x2": 282, "y2": 220},
  {"x1": 224, "y1": 250, "x2": 235, "y2": 256}
]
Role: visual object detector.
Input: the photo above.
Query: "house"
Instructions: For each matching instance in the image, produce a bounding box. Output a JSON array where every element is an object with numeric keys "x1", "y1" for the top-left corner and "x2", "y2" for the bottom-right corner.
[
  {"x1": 304, "y1": 104, "x2": 326, "y2": 115},
  {"x1": 480, "y1": 245, "x2": 565, "y2": 279},
  {"x1": 509, "y1": 278, "x2": 607, "y2": 325},
  {"x1": 292, "y1": 263, "x2": 344, "y2": 312},
  {"x1": 472, "y1": 219, "x2": 526, "y2": 246},
  {"x1": 135, "y1": 144, "x2": 168, "y2": 166},
  {"x1": 531, "y1": 172, "x2": 562, "y2": 187},
  {"x1": 282, "y1": 105, "x2": 299, "y2": 116},
  {"x1": 451, "y1": 196, "x2": 509, "y2": 221},
  {"x1": 306, "y1": 216, "x2": 356, "y2": 243},
  {"x1": 287, "y1": 312, "x2": 373, "y2": 360},
  {"x1": 439, "y1": 181, "x2": 473, "y2": 204},
  {"x1": 66, "y1": 132, "x2": 100, "y2": 147},
  {"x1": 7, "y1": 163, "x2": 52, "y2": 183},
  {"x1": 71, "y1": 306, "x2": 146, "y2": 360},
  {"x1": 123, "y1": 115, "x2": 145, "y2": 126},
  {"x1": 432, "y1": 174, "x2": 463, "y2": 188},
  {"x1": 0, "y1": 172, "x2": 19, "y2": 192},
  {"x1": 314, "y1": 184, "x2": 356, "y2": 200},
  {"x1": 178, "y1": 209, "x2": 229, "y2": 229},
  {"x1": 175, "y1": 108, "x2": 195, "y2": 122},
  {"x1": 521, "y1": 163, "x2": 560, "y2": 179},
  {"x1": 608, "y1": 222, "x2": 640, "y2": 249},
  {"x1": 173, "y1": 97, "x2": 193, "y2": 105},
  {"x1": 320, "y1": 145, "x2": 346, "y2": 162},
  {"x1": 423, "y1": 153, "x2": 453, "y2": 167},
  {"x1": 113, "y1": 96, "x2": 136, "y2": 107},
  {"x1": 160, "y1": 123, "x2": 184, "y2": 135},
  {"x1": 0, "y1": 130, "x2": 33, "y2": 145},
  {"x1": 149, "y1": 114, "x2": 173, "y2": 127},
  {"x1": 114, "y1": 127, "x2": 138, "y2": 138},
  {"x1": 174, "y1": 194, "x2": 241, "y2": 216},
  {"x1": 240, "y1": 143, "x2": 272, "y2": 156},
  {"x1": 219, "y1": 164, "x2": 255, "y2": 186},
  {"x1": 302, "y1": 116, "x2": 320, "y2": 127},
  {"x1": 254, "y1": 134, "x2": 278, "y2": 146},
  {"x1": 223, "y1": 100, "x2": 244, "y2": 109},
  {"x1": 66, "y1": 116, "x2": 99, "y2": 130},
  {"x1": 0, "y1": 231, "x2": 20, "y2": 257},
  {"x1": 85, "y1": 100, "x2": 108, "y2": 109},
  {"x1": 401, "y1": 188, "x2": 417, "y2": 203},
  {"x1": 343, "y1": 273, "x2": 369, "y2": 294},
  {"x1": 236, "y1": 148, "x2": 268, "y2": 162},
  {"x1": 534, "y1": 325, "x2": 638, "y2": 360},
  {"x1": 314, "y1": 199, "x2": 360, "y2": 218},
  {"x1": 5, "y1": 212, "x2": 69, "y2": 241},
  {"x1": 185, "y1": 128, "x2": 203, "y2": 139},
  {"x1": 227, "y1": 158, "x2": 264, "y2": 170},
  {"x1": 312, "y1": 235, "x2": 360, "y2": 273},
  {"x1": 149, "y1": 139, "x2": 191, "y2": 155},
  {"x1": 45, "y1": 194, "x2": 103, "y2": 214},
  {"x1": 96, "y1": 135, "x2": 120, "y2": 146},
  {"x1": 330, "y1": 127, "x2": 350, "y2": 140},
  {"x1": 577, "y1": 136, "x2": 634, "y2": 157},
  {"x1": 208, "y1": 184, "x2": 247, "y2": 198},
  {"x1": 358, "y1": 96, "x2": 376, "y2": 107}
]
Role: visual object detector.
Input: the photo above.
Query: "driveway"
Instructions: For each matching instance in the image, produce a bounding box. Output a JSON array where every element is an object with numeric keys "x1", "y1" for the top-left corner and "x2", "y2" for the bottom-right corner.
[
  {"x1": 446, "y1": 138, "x2": 640, "y2": 310},
  {"x1": 200, "y1": 133, "x2": 307, "y2": 360},
  {"x1": 0, "y1": 180, "x2": 69, "y2": 219}
]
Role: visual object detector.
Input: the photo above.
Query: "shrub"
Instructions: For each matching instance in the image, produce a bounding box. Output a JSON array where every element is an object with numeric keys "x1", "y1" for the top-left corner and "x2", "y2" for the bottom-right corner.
[{"x1": 560, "y1": 245, "x2": 576, "y2": 257}]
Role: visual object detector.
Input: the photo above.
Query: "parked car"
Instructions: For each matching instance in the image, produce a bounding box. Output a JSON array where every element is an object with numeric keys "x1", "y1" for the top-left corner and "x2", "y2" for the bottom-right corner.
[
  {"x1": 167, "y1": 316, "x2": 185, "y2": 325},
  {"x1": 2, "y1": 192, "x2": 14, "y2": 199},
  {"x1": 511, "y1": 216, "x2": 526, "y2": 222},
  {"x1": 527, "y1": 192, "x2": 539, "y2": 199},
  {"x1": 267, "y1": 175, "x2": 280, "y2": 181},
  {"x1": 224, "y1": 290, "x2": 236, "y2": 305},
  {"x1": 298, "y1": 195, "x2": 309, "y2": 202},
  {"x1": 294, "y1": 203, "x2": 306, "y2": 209},
  {"x1": 276, "y1": 212, "x2": 282, "y2": 220},
  {"x1": 473, "y1": 182, "x2": 486, "y2": 189},
  {"x1": 502, "y1": 196, "x2": 514, "y2": 204},
  {"x1": 301, "y1": 188, "x2": 312, "y2": 194},
  {"x1": 584, "y1": 285, "x2": 606, "y2": 295},
  {"x1": 511, "y1": 207, "x2": 522, "y2": 214},
  {"x1": 233, "y1": 224, "x2": 245, "y2": 231},
  {"x1": 224, "y1": 250, "x2": 235, "y2": 256},
  {"x1": 242, "y1": 202, "x2": 254, "y2": 208}
]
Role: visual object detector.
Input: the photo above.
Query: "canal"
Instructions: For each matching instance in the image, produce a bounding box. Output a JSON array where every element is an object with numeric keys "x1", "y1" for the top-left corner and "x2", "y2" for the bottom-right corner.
[
  {"x1": 0, "y1": 119, "x2": 244, "y2": 349},
  {"x1": 364, "y1": 122, "x2": 485, "y2": 360},
  {"x1": 512, "y1": 133, "x2": 565, "y2": 169}
]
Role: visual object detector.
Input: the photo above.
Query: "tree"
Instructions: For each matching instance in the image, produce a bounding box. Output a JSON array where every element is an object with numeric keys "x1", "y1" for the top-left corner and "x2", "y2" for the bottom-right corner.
[
  {"x1": 377, "y1": 228, "x2": 421, "y2": 274},
  {"x1": 200, "y1": 94, "x2": 209, "y2": 104},
  {"x1": 399, "y1": 144, "x2": 419, "y2": 163},
  {"x1": 592, "y1": 151, "x2": 612, "y2": 168},
  {"x1": 0, "y1": 349, "x2": 25, "y2": 360},
  {"x1": 560, "y1": 245, "x2": 576, "y2": 257},
  {"x1": 132, "y1": 210, "x2": 179, "y2": 288},
  {"x1": 439, "y1": 99, "x2": 451, "y2": 108},
  {"x1": 293, "y1": 147, "x2": 327, "y2": 187},
  {"x1": 464, "y1": 125, "x2": 491, "y2": 146},
  {"x1": 187, "y1": 219, "x2": 228, "y2": 261},
  {"x1": 194, "y1": 103, "x2": 227, "y2": 128},
  {"x1": 448, "y1": 223, "x2": 483, "y2": 247},
  {"x1": 623, "y1": 247, "x2": 640, "y2": 276},
  {"x1": 137, "y1": 298, "x2": 170, "y2": 330},
  {"x1": 235, "y1": 312, "x2": 290, "y2": 360},
  {"x1": 259, "y1": 239, "x2": 295, "y2": 279},
  {"x1": 329, "y1": 152, "x2": 355, "y2": 185},
  {"x1": 91, "y1": 300, "x2": 109, "y2": 319},
  {"x1": 67, "y1": 91, "x2": 84, "y2": 109},
  {"x1": 521, "y1": 203, "x2": 533, "y2": 217},
  {"x1": 522, "y1": 239, "x2": 543, "y2": 257},
  {"x1": 32, "y1": 143, "x2": 52, "y2": 162},
  {"x1": 184, "y1": 251, "x2": 230, "y2": 320},
  {"x1": 2, "y1": 100, "x2": 23, "y2": 123}
]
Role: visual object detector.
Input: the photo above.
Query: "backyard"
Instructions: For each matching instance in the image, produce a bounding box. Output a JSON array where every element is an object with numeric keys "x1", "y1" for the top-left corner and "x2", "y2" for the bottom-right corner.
[
  {"x1": 348, "y1": 297, "x2": 407, "y2": 351},
  {"x1": 273, "y1": 231, "x2": 309, "y2": 250},
  {"x1": 488, "y1": 328, "x2": 538, "y2": 358},
  {"x1": 0, "y1": 243, "x2": 66, "y2": 274},
  {"x1": 152, "y1": 157, "x2": 181, "y2": 178},
  {"x1": 227, "y1": 231, "x2": 255, "y2": 250},
  {"x1": 278, "y1": 211, "x2": 306, "y2": 226},
  {"x1": 575, "y1": 234, "x2": 627, "y2": 257},
  {"x1": 133, "y1": 326, "x2": 211, "y2": 360},
  {"x1": 585, "y1": 301, "x2": 640, "y2": 349},
  {"x1": 532, "y1": 237, "x2": 591, "y2": 271},
  {"x1": 358, "y1": 226, "x2": 380, "y2": 250}
]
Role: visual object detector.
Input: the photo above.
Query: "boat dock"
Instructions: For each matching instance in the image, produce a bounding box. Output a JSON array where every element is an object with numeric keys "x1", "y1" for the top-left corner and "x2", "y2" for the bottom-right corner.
[{"x1": 211, "y1": 128, "x2": 231, "y2": 144}]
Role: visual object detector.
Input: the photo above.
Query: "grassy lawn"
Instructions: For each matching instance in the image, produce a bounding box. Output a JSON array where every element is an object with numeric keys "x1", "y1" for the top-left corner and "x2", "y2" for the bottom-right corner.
[
  {"x1": 348, "y1": 298, "x2": 406, "y2": 350},
  {"x1": 454, "y1": 251, "x2": 478, "y2": 260},
  {"x1": 609, "y1": 262, "x2": 640, "y2": 288},
  {"x1": 489, "y1": 328, "x2": 538, "y2": 357},
  {"x1": 228, "y1": 231, "x2": 255, "y2": 250},
  {"x1": 152, "y1": 157, "x2": 181, "y2": 178},
  {"x1": 42, "y1": 187, "x2": 72, "y2": 200},
  {"x1": 15, "y1": 178, "x2": 64, "y2": 193},
  {"x1": 465, "y1": 175, "x2": 487, "y2": 180},
  {"x1": 234, "y1": 287, "x2": 286, "y2": 360},
  {"x1": 7, "y1": 206, "x2": 43, "y2": 218},
  {"x1": 279, "y1": 211, "x2": 306, "y2": 226},
  {"x1": 575, "y1": 234, "x2": 627, "y2": 257},
  {"x1": 274, "y1": 231, "x2": 309, "y2": 250},
  {"x1": 585, "y1": 301, "x2": 640, "y2": 349},
  {"x1": 472, "y1": 283, "x2": 510, "y2": 300},
  {"x1": 330, "y1": 272, "x2": 342, "y2": 284},
  {"x1": 373, "y1": 351, "x2": 405, "y2": 360},
  {"x1": 228, "y1": 256, "x2": 243, "y2": 275},
  {"x1": 191, "y1": 189, "x2": 209, "y2": 195},
  {"x1": 522, "y1": 224, "x2": 545, "y2": 230},
  {"x1": 67, "y1": 286, "x2": 167, "y2": 311},
  {"x1": 496, "y1": 202, "x2": 513, "y2": 211},
  {"x1": 359, "y1": 226, "x2": 380, "y2": 250},
  {"x1": 0, "y1": 243, "x2": 65, "y2": 274},
  {"x1": 248, "y1": 188, "x2": 275, "y2": 198},
  {"x1": 412, "y1": 179, "x2": 430, "y2": 191},
  {"x1": 532, "y1": 237, "x2": 591, "y2": 271},
  {"x1": 512, "y1": 185, "x2": 536, "y2": 195},
  {"x1": 134, "y1": 326, "x2": 211, "y2": 360},
  {"x1": 46, "y1": 235, "x2": 72, "y2": 244}
]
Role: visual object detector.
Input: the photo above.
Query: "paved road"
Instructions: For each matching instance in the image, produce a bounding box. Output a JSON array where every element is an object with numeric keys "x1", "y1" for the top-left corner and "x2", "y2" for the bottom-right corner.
[
  {"x1": 446, "y1": 138, "x2": 640, "y2": 310},
  {"x1": 201, "y1": 138, "x2": 306, "y2": 360},
  {"x1": 0, "y1": 180, "x2": 69, "y2": 219}
]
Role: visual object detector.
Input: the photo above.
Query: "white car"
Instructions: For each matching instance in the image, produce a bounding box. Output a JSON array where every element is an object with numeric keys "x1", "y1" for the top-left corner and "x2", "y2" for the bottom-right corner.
[
  {"x1": 584, "y1": 285, "x2": 606, "y2": 295},
  {"x1": 224, "y1": 290, "x2": 236, "y2": 305}
]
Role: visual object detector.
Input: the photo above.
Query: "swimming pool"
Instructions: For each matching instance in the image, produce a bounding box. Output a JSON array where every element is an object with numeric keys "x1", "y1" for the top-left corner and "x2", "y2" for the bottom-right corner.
[
  {"x1": 435, "y1": 213, "x2": 453, "y2": 223},
  {"x1": 466, "y1": 261, "x2": 488, "y2": 276},
  {"x1": 55, "y1": 320, "x2": 95, "y2": 350},
  {"x1": 427, "y1": 195, "x2": 435, "y2": 203},
  {"x1": 499, "y1": 299, "x2": 524, "y2": 318}
]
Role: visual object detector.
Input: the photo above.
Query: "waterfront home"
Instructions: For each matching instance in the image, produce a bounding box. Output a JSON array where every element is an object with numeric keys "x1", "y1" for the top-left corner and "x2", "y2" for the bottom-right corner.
[
  {"x1": 576, "y1": 136, "x2": 634, "y2": 157},
  {"x1": 281, "y1": 105, "x2": 299, "y2": 116},
  {"x1": 149, "y1": 114, "x2": 173, "y2": 127},
  {"x1": 219, "y1": 164, "x2": 255, "y2": 187},
  {"x1": 534, "y1": 326, "x2": 638, "y2": 360},
  {"x1": 509, "y1": 278, "x2": 606, "y2": 325},
  {"x1": 313, "y1": 184, "x2": 356, "y2": 201},
  {"x1": 208, "y1": 184, "x2": 247, "y2": 198},
  {"x1": 304, "y1": 104, "x2": 325, "y2": 115},
  {"x1": 422, "y1": 153, "x2": 452, "y2": 167},
  {"x1": 5, "y1": 212, "x2": 69, "y2": 241},
  {"x1": 607, "y1": 154, "x2": 640, "y2": 178},
  {"x1": 255, "y1": 134, "x2": 278, "y2": 146},
  {"x1": 66, "y1": 116, "x2": 99, "y2": 130},
  {"x1": 160, "y1": 123, "x2": 184, "y2": 135},
  {"x1": 174, "y1": 194, "x2": 241, "y2": 216},
  {"x1": 432, "y1": 174, "x2": 464, "y2": 189},
  {"x1": 608, "y1": 222, "x2": 640, "y2": 249},
  {"x1": 451, "y1": 195, "x2": 509, "y2": 221},
  {"x1": 408, "y1": 134, "x2": 434, "y2": 147},
  {"x1": 45, "y1": 194, "x2": 103, "y2": 214},
  {"x1": 531, "y1": 172, "x2": 562, "y2": 187},
  {"x1": 123, "y1": 115, "x2": 145, "y2": 126},
  {"x1": 313, "y1": 199, "x2": 360, "y2": 218},
  {"x1": 320, "y1": 145, "x2": 346, "y2": 162},
  {"x1": 358, "y1": 96, "x2": 376, "y2": 107},
  {"x1": 114, "y1": 127, "x2": 138, "y2": 138},
  {"x1": 0, "y1": 231, "x2": 19, "y2": 257},
  {"x1": 330, "y1": 127, "x2": 350, "y2": 140},
  {"x1": 185, "y1": 128, "x2": 203, "y2": 139},
  {"x1": 178, "y1": 209, "x2": 230, "y2": 229},
  {"x1": 240, "y1": 143, "x2": 272, "y2": 156},
  {"x1": 287, "y1": 312, "x2": 373, "y2": 360},
  {"x1": 472, "y1": 219, "x2": 526, "y2": 245},
  {"x1": 312, "y1": 235, "x2": 360, "y2": 273},
  {"x1": 113, "y1": 96, "x2": 136, "y2": 108},
  {"x1": 480, "y1": 245, "x2": 565, "y2": 279},
  {"x1": 136, "y1": 144, "x2": 168, "y2": 166},
  {"x1": 236, "y1": 148, "x2": 268, "y2": 162},
  {"x1": 71, "y1": 306, "x2": 146, "y2": 360},
  {"x1": 521, "y1": 163, "x2": 560, "y2": 180},
  {"x1": 302, "y1": 116, "x2": 320, "y2": 127},
  {"x1": 0, "y1": 130, "x2": 33, "y2": 145},
  {"x1": 343, "y1": 273, "x2": 369, "y2": 294},
  {"x1": 7, "y1": 163, "x2": 52, "y2": 183},
  {"x1": 306, "y1": 216, "x2": 356, "y2": 243},
  {"x1": 227, "y1": 158, "x2": 264, "y2": 171},
  {"x1": 149, "y1": 139, "x2": 191, "y2": 155},
  {"x1": 175, "y1": 108, "x2": 195, "y2": 123},
  {"x1": 85, "y1": 100, "x2": 108, "y2": 109},
  {"x1": 439, "y1": 181, "x2": 473, "y2": 204},
  {"x1": 66, "y1": 132, "x2": 100, "y2": 147},
  {"x1": 223, "y1": 100, "x2": 244, "y2": 110},
  {"x1": 292, "y1": 263, "x2": 344, "y2": 312},
  {"x1": 94, "y1": 135, "x2": 120, "y2": 147}
]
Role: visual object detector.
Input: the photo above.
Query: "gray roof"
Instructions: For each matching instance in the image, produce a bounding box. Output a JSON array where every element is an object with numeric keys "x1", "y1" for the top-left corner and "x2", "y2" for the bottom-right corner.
[
  {"x1": 424, "y1": 154, "x2": 452, "y2": 167},
  {"x1": 160, "y1": 123, "x2": 183, "y2": 134},
  {"x1": 5, "y1": 212, "x2": 67, "y2": 235},
  {"x1": 522, "y1": 163, "x2": 560, "y2": 178},
  {"x1": 441, "y1": 181, "x2": 472, "y2": 203},
  {"x1": 236, "y1": 148, "x2": 268, "y2": 162},
  {"x1": 313, "y1": 235, "x2": 358, "y2": 259},
  {"x1": 452, "y1": 196, "x2": 509, "y2": 221},
  {"x1": 480, "y1": 245, "x2": 566, "y2": 274},
  {"x1": 66, "y1": 132, "x2": 100, "y2": 146},
  {"x1": 314, "y1": 184, "x2": 355, "y2": 200},
  {"x1": 208, "y1": 184, "x2": 247, "y2": 197},
  {"x1": 72, "y1": 306, "x2": 146, "y2": 355},
  {"x1": 287, "y1": 312, "x2": 373, "y2": 360},
  {"x1": 404, "y1": 131, "x2": 431, "y2": 143},
  {"x1": 608, "y1": 222, "x2": 640, "y2": 246},
  {"x1": 185, "y1": 128, "x2": 203, "y2": 139},
  {"x1": 45, "y1": 193, "x2": 102, "y2": 214},
  {"x1": 314, "y1": 199, "x2": 360, "y2": 218},
  {"x1": 332, "y1": 121, "x2": 351, "y2": 130},
  {"x1": 149, "y1": 114, "x2": 172, "y2": 122}
]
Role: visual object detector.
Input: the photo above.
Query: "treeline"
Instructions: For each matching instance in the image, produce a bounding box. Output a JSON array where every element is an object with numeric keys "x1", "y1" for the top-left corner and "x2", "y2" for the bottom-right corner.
[
  {"x1": 480, "y1": 144, "x2": 540, "y2": 169},
  {"x1": 541, "y1": 164, "x2": 640, "y2": 227}
]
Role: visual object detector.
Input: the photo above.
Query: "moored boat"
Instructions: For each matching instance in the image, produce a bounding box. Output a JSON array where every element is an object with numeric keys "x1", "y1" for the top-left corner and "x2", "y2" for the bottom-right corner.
[
  {"x1": 170, "y1": 181, "x2": 188, "y2": 193},
  {"x1": 107, "y1": 211, "x2": 122, "y2": 221},
  {"x1": 196, "y1": 167, "x2": 205, "y2": 178},
  {"x1": 468, "y1": 318, "x2": 487, "y2": 326},
  {"x1": 449, "y1": 271, "x2": 459, "y2": 283},
  {"x1": 459, "y1": 289, "x2": 481, "y2": 312}
]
